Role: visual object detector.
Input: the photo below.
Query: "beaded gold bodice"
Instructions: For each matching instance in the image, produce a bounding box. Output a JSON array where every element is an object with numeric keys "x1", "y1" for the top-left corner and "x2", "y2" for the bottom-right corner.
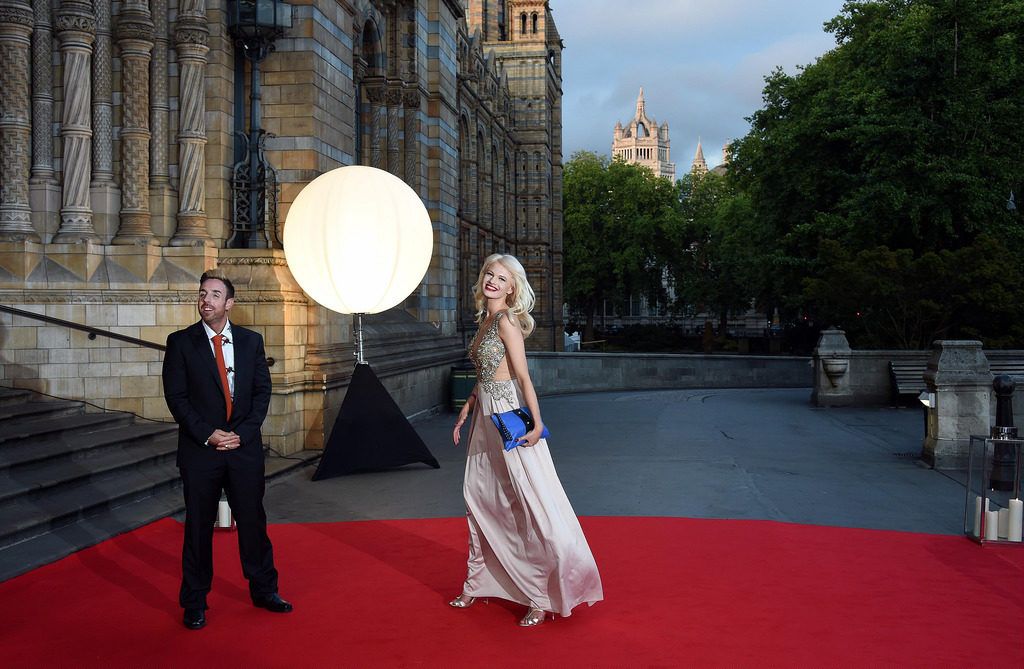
[{"x1": 469, "y1": 312, "x2": 516, "y2": 405}]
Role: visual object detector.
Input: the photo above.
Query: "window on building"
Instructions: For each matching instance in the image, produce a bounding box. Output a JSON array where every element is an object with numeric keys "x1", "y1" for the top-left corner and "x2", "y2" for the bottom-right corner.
[
  {"x1": 520, "y1": 13, "x2": 527, "y2": 35},
  {"x1": 531, "y1": 13, "x2": 538, "y2": 34}
]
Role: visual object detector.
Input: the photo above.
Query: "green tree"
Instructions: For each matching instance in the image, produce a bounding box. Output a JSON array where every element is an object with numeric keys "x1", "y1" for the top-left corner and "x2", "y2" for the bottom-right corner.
[
  {"x1": 730, "y1": 0, "x2": 1024, "y2": 347},
  {"x1": 563, "y1": 151, "x2": 683, "y2": 341},
  {"x1": 672, "y1": 171, "x2": 763, "y2": 334}
]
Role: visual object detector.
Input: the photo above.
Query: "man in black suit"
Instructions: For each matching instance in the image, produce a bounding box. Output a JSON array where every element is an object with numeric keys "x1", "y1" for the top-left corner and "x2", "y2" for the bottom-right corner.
[{"x1": 162, "y1": 272, "x2": 293, "y2": 630}]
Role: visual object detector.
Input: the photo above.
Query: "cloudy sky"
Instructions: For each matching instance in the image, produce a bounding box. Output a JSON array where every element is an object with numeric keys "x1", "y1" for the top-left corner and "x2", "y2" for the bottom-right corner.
[{"x1": 551, "y1": 0, "x2": 850, "y2": 169}]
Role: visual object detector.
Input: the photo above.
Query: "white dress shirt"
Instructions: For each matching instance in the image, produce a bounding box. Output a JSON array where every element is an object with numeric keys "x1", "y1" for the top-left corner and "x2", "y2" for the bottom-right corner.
[{"x1": 201, "y1": 320, "x2": 235, "y2": 399}]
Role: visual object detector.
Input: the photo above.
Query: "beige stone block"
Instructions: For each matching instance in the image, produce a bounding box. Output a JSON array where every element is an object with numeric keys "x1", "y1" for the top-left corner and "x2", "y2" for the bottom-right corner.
[
  {"x1": 121, "y1": 375, "x2": 161, "y2": 397},
  {"x1": 84, "y1": 376, "x2": 121, "y2": 399},
  {"x1": 44, "y1": 377, "x2": 85, "y2": 398},
  {"x1": 148, "y1": 362, "x2": 164, "y2": 376},
  {"x1": 6, "y1": 327, "x2": 38, "y2": 349},
  {"x1": 111, "y1": 361, "x2": 149, "y2": 377},
  {"x1": 48, "y1": 348, "x2": 90, "y2": 364},
  {"x1": 106, "y1": 397, "x2": 144, "y2": 415},
  {"x1": 38, "y1": 326, "x2": 72, "y2": 349},
  {"x1": 143, "y1": 397, "x2": 173, "y2": 420},
  {"x1": 117, "y1": 304, "x2": 156, "y2": 327},
  {"x1": 45, "y1": 304, "x2": 86, "y2": 323},
  {"x1": 79, "y1": 362, "x2": 112, "y2": 377},
  {"x1": 157, "y1": 303, "x2": 197, "y2": 328},
  {"x1": 108, "y1": 326, "x2": 141, "y2": 340},
  {"x1": 85, "y1": 304, "x2": 118, "y2": 326},
  {"x1": 140, "y1": 326, "x2": 176, "y2": 344},
  {"x1": 11, "y1": 304, "x2": 45, "y2": 326},
  {"x1": 11, "y1": 349, "x2": 47, "y2": 364},
  {"x1": 105, "y1": 242, "x2": 164, "y2": 284},
  {"x1": 120, "y1": 347, "x2": 161, "y2": 363},
  {"x1": 229, "y1": 304, "x2": 254, "y2": 326},
  {"x1": 43, "y1": 243, "x2": 104, "y2": 282},
  {"x1": 89, "y1": 348, "x2": 120, "y2": 363},
  {"x1": 69, "y1": 329, "x2": 105, "y2": 349},
  {"x1": 39, "y1": 363, "x2": 78, "y2": 379},
  {"x1": 0, "y1": 242, "x2": 43, "y2": 280}
]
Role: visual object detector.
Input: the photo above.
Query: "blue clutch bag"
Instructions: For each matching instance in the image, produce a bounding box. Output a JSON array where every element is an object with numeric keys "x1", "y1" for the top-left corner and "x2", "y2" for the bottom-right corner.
[{"x1": 490, "y1": 407, "x2": 550, "y2": 451}]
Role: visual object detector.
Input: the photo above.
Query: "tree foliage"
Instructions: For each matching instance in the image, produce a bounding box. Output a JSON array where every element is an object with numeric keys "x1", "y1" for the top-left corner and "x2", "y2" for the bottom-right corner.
[
  {"x1": 562, "y1": 152, "x2": 683, "y2": 339},
  {"x1": 729, "y1": 0, "x2": 1024, "y2": 347}
]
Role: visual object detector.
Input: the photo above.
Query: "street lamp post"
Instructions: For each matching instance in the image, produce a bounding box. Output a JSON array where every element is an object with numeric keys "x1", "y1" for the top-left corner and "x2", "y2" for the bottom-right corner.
[{"x1": 227, "y1": 0, "x2": 291, "y2": 248}]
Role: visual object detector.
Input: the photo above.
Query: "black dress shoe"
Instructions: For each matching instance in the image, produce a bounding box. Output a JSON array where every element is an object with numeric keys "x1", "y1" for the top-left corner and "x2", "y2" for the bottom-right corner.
[
  {"x1": 183, "y1": 608, "x2": 206, "y2": 630},
  {"x1": 251, "y1": 593, "x2": 293, "y2": 613}
]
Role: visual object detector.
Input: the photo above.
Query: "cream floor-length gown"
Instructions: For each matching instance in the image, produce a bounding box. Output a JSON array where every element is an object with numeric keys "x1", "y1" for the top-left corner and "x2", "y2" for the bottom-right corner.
[{"x1": 461, "y1": 312, "x2": 603, "y2": 616}]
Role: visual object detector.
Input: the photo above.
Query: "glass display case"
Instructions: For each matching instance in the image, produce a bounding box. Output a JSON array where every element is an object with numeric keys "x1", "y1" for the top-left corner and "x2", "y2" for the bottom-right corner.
[{"x1": 965, "y1": 435, "x2": 1023, "y2": 545}]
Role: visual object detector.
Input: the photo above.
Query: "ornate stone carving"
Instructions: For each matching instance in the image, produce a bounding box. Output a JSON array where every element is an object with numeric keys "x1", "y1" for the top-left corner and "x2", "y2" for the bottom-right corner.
[
  {"x1": 0, "y1": 0, "x2": 38, "y2": 239},
  {"x1": 30, "y1": 0, "x2": 55, "y2": 182},
  {"x1": 53, "y1": 0, "x2": 98, "y2": 242},
  {"x1": 171, "y1": 6, "x2": 211, "y2": 246},
  {"x1": 113, "y1": 1, "x2": 155, "y2": 245},
  {"x1": 149, "y1": 0, "x2": 169, "y2": 185},
  {"x1": 91, "y1": 0, "x2": 112, "y2": 182}
]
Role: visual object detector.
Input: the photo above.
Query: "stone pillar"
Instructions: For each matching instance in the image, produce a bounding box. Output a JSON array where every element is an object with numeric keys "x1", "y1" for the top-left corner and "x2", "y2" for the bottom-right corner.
[
  {"x1": 403, "y1": 89, "x2": 421, "y2": 194},
  {"x1": 386, "y1": 86, "x2": 401, "y2": 177},
  {"x1": 364, "y1": 80, "x2": 384, "y2": 170},
  {"x1": 29, "y1": 0, "x2": 60, "y2": 240},
  {"x1": 922, "y1": 340, "x2": 992, "y2": 469},
  {"x1": 0, "y1": 0, "x2": 38, "y2": 241},
  {"x1": 53, "y1": 0, "x2": 99, "y2": 243},
  {"x1": 811, "y1": 327, "x2": 853, "y2": 407},
  {"x1": 149, "y1": 0, "x2": 174, "y2": 240},
  {"x1": 89, "y1": 0, "x2": 119, "y2": 241},
  {"x1": 112, "y1": 0, "x2": 155, "y2": 245},
  {"x1": 170, "y1": 0, "x2": 212, "y2": 246}
]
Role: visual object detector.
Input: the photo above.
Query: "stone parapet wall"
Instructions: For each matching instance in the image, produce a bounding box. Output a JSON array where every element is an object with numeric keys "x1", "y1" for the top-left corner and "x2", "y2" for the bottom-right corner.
[{"x1": 527, "y1": 352, "x2": 812, "y2": 396}]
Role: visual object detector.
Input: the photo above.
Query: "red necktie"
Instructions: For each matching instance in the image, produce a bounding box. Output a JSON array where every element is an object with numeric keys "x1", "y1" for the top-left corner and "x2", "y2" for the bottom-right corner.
[{"x1": 212, "y1": 334, "x2": 232, "y2": 421}]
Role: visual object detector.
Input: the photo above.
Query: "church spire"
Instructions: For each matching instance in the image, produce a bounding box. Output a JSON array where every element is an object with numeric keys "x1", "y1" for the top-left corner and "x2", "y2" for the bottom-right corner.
[{"x1": 691, "y1": 138, "x2": 708, "y2": 175}]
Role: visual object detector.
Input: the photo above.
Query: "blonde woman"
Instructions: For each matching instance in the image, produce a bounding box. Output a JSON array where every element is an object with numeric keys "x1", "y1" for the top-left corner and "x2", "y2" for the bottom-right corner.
[{"x1": 451, "y1": 254, "x2": 603, "y2": 627}]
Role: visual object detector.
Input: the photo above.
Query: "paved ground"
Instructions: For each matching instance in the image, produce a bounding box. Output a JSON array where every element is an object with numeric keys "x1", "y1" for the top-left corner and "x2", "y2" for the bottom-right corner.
[{"x1": 265, "y1": 387, "x2": 969, "y2": 536}]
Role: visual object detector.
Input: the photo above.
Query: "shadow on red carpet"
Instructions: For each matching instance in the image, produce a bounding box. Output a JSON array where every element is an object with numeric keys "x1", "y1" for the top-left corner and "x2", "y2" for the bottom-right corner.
[{"x1": 1, "y1": 517, "x2": 1022, "y2": 667}]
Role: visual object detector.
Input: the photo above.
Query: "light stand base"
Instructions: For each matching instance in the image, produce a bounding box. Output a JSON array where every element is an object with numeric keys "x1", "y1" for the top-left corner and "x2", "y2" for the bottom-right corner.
[{"x1": 312, "y1": 363, "x2": 440, "y2": 480}]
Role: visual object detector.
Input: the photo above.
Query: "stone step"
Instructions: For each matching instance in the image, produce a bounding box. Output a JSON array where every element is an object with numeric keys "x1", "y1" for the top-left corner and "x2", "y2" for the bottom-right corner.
[
  {"x1": 0, "y1": 432, "x2": 179, "y2": 504},
  {"x1": 0, "y1": 387, "x2": 34, "y2": 406},
  {"x1": 0, "y1": 398, "x2": 86, "y2": 425},
  {"x1": 0, "y1": 451, "x2": 320, "y2": 583},
  {"x1": 0, "y1": 420, "x2": 177, "y2": 472},
  {"x1": 0, "y1": 411, "x2": 132, "y2": 448}
]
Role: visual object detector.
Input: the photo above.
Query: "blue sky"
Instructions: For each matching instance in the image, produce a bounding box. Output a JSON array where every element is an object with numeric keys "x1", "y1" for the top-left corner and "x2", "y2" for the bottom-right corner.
[{"x1": 552, "y1": 0, "x2": 850, "y2": 169}]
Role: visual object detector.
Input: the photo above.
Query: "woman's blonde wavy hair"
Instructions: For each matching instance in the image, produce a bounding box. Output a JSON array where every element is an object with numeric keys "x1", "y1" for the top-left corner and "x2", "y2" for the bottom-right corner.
[{"x1": 473, "y1": 253, "x2": 536, "y2": 338}]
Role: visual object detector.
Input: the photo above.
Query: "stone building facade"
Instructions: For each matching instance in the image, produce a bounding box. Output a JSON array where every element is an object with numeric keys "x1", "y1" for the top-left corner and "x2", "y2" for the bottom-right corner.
[
  {"x1": 612, "y1": 87, "x2": 674, "y2": 181},
  {"x1": 0, "y1": 0, "x2": 564, "y2": 453}
]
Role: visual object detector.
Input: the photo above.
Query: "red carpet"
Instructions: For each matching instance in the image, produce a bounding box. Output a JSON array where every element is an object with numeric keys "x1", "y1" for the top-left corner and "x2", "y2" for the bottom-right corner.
[{"x1": 1, "y1": 517, "x2": 1022, "y2": 667}]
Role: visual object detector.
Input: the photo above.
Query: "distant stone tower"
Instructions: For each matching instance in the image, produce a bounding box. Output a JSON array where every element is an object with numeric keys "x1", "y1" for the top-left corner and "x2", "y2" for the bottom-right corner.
[
  {"x1": 612, "y1": 88, "x2": 675, "y2": 181},
  {"x1": 691, "y1": 139, "x2": 708, "y2": 175}
]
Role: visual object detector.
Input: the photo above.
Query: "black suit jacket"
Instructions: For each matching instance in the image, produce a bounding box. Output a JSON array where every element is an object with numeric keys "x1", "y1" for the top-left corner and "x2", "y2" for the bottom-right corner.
[{"x1": 162, "y1": 321, "x2": 272, "y2": 469}]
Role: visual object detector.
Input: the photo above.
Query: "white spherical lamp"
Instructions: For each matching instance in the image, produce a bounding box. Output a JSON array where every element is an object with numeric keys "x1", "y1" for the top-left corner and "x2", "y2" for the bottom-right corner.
[{"x1": 283, "y1": 165, "x2": 433, "y2": 315}]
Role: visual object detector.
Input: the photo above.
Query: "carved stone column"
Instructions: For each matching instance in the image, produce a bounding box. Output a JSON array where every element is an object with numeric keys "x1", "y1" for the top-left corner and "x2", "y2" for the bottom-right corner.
[
  {"x1": 386, "y1": 86, "x2": 401, "y2": 177},
  {"x1": 112, "y1": 0, "x2": 155, "y2": 245},
  {"x1": 0, "y1": 0, "x2": 38, "y2": 241},
  {"x1": 91, "y1": 0, "x2": 111, "y2": 183},
  {"x1": 170, "y1": 0, "x2": 212, "y2": 246},
  {"x1": 403, "y1": 88, "x2": 420, "y2": 194},
  {"x1": 87, "y1": 0, "x2": 118, "y2": 240},
  {"x1": 29, "y1": 0, "x2": 59, "y2": 240},
  {"x1": 53, "y1": 0, "x2": 98, "y2": 243},
  {"x1": 149, "y1": 0, "x2": 173, "y2": 239},
  {"x1": 364, "y1": 80, "x2": 385, "y2": 170}
]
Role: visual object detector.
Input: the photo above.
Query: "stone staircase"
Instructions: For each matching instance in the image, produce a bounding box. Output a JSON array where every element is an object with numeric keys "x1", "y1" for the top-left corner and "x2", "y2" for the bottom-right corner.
[{"x1": 0, "y1": 386, "x2": 317, "y2": 582}]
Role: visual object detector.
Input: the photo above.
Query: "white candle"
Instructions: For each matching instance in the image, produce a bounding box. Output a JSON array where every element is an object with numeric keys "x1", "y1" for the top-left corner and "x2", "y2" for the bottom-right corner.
[
  {"x1": 985, "y1": 510, "x2": 1000, "y2": 541},
  {"x1": 974, "y1": 496, "x2": 990, "y2": 537},
  {"x1": 997, "y1": 508, "x2": 1010, "y2": 539},
  {"x1": 217, "y1": 499, "x2": 232, "y2": 528},
  {"x1": 1009, "y1": 499, "x2": 1024, "y2": 542}
]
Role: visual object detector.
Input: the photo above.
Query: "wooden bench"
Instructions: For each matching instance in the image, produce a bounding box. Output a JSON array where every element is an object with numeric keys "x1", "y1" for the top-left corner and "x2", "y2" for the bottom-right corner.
[{"x1": 890, "y1": 356, "x2": 1024, "y2": 403}]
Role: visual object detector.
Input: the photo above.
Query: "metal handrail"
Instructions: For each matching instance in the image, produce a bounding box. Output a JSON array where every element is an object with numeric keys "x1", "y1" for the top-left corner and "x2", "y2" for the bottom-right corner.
[
  {"x1": 0, "y1": 304, "x2": 165, "y2": 351},
  {"x1": 0, "y1": 304, "x2": 276, "y2": 367}
]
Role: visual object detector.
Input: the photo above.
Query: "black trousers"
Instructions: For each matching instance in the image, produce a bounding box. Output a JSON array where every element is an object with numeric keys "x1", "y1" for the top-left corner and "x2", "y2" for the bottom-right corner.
[{"x1": 178, "y1": 458, "x2": 279, "y2": 609}]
